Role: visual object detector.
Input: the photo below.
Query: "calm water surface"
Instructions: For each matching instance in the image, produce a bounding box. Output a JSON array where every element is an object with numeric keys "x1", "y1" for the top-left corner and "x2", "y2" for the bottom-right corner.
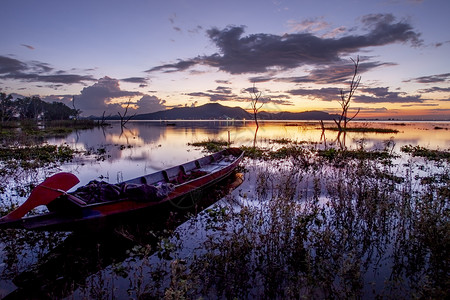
[
  {"x1": 48, "y1": 120, "x2": 450, "y2": 188},
  {"x1": 0, "y1": 120, "x2": 449, "y2": 298}
]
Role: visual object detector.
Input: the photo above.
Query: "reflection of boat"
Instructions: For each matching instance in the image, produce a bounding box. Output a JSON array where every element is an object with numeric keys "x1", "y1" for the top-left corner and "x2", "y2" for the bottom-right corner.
[
  {"x1": 1, "y1": 172, "x2": 244, "y2": 299},
  {"x1": 0, "y1": 148, "x2": 244, "y2": 231}
]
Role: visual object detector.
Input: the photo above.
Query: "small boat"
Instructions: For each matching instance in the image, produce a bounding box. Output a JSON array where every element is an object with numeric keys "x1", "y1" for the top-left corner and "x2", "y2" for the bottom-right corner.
[{"x1": 0, "y1": 148, "x2": 244, "y2": 231}]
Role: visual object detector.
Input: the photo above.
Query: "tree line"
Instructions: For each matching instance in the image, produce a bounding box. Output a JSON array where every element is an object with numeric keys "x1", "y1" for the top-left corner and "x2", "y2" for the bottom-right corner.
[{"x1": 0, "y1": 93, "x2": 80, "y2": 123}]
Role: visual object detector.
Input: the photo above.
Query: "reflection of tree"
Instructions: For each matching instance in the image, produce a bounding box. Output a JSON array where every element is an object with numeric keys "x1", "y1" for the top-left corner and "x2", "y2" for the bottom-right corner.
[
  {"x1": 151, "y1": 153, "x2": 449, "y2": 298},
  {"x1": 1, "y1": 173, "x2": 242, "y2": 298},
  {"x1": 118, "y1": 99, "x2": 136, "y2": 128}
]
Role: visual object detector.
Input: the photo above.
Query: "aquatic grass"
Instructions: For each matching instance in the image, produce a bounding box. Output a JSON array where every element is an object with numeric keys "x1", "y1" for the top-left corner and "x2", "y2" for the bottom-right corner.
[
  {"x1": 0, "y1": 144, "x2": 75, "y2": 168},
  {"x1": 325, "y1": 126, "x2": 399, "y2": 133},
  {"x1": 269, "y1": 137, "x2": 294, "y2": 144},
  {"x1": 188, "y1": 139, "x2": 229, "y2": 152},
  {"x1": 0, "y1": 120, "x2": 98, "y2": 145},
  {"x1": 0, "y1": 138, "x2": 449, "y2": 298},
  {"x1": 125, "y1": 145, "x2": 449, "y2": 299},
  {"x1": 401, "y1": 144, "x2": 450, "y2": 161}
]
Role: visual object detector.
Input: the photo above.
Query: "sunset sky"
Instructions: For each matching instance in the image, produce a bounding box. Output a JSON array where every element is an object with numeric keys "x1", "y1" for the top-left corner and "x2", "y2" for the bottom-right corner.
[{"x1": 1, "y1": 0, "x2": 449, "y2": 119}]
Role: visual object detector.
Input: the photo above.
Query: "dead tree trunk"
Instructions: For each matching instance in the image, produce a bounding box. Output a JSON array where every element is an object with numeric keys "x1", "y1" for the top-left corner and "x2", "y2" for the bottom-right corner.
[
  {"x1": 334, "y1": 56, "x2": 361, "y2": 149},
  {"x1": 118, "y1": 99, "x2": 136, "y2": 128},
  {"x1": 250, "y1": 84, "x2": 265, "y2": 148}
]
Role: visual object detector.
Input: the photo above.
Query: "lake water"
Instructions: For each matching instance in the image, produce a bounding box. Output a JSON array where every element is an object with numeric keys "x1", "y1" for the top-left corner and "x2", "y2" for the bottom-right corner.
[
  {"x1": 0, "y1": 120, "x2": 449, "y2": 298},
  {"x1": 48, "y1": 120, "x2": 450, "y2": 189}
]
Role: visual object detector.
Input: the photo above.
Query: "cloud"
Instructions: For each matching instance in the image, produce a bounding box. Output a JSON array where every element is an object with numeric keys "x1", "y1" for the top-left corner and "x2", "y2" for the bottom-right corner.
[
  {"x1": 121, "y1": 77, "x2": 148, "y2": 84},
  {"x1": 147, "y1": 59, "x2": 200, "y2": 73},
  {"x1": 241, "y1": 86, "x2": 294, "y2": 105},
  {"x1": 357, "y1": 87, "x2": 424, "y2": 103},
  {"x1": 76, "y1": 76, "x2": 142, "y2": 116},
  {"x1": 134, "y1": 95, "x2": 166, "y2": 113},
  {"x1": 42, "y1": 94, "x2": 74, "y2": 107},
  {"x1": 417, "y1": 87, "x2": 450, "y2": 93},
  {"x1": 208, "y1": 86, "x2": 233, "y2": 95},
  {"x1": 276, "y1": 61, "x2": 396, "y2": 84},
  {"x1": 186, "y1": 86, "x2": 293, "y2": 106},
  {"x1": 186, "y1": 85, "x2": 236, "y2": 102},
  {"x1": 147, "y1": 13, "x2": 421, "y2": 75},
  {"x1": 248, "y1": 76, "x2": 275, "y2": 83},
  {"x1": 0, "y1": 56, "x2": 27, "y2": 74},
  {"x1": 0, "y1": 55, "x2": 96, "y2": 85},
  {"x1": 287, "y1": 87, "x2": 341, "y2": 101},
  {"x1": 405, "y1": 73, "x2": 450, "y2": 84},
  {"x1": 286, "y1": 86, "x2": 424, "y2": 104},
  {"x1": 215, "y1": 79, "x2": 232, "y2": 84},
  {"x1": 21, "y1": 44, "x2": 35, "y2": 50},
  {"x1": 287, "y1": 17, "x2": 330, "y2": 33}
]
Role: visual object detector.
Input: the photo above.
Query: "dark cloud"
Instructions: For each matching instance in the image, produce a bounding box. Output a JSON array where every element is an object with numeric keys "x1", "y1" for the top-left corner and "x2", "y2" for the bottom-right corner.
[
  {"x1": 405, "y1": 73, "x2": 450, "y2": 84},
  {"x1": 286, "y1": 85, "x2": 425, "y2": 104},
  {"x1": 417, "y1": 87, "x2": 450, "y2": 93},
  {"x1": 41, "y1": 88, "x2": 166, "y2": 116},
  {"x1": 121, "y1": 77, "x2": 148, "y2": 84},
  {"x1": 241, "y1": 86, "x2": 293, "y2": 105},
  {"x1": 434, "y1": 40, "x2": 450, "y2": 47},
  {"x1": 215, "y1": 79, "x2": 232, "y2": 84},
  {"x1": 249, "y1": 76, "x2": 275, "y2": 83},
  {"x1": 21, "y1": 44, "x2": 35, "y2": 50},
  {"x1": 401, "y1": 103, "x2": 438, "y2": 107},
  {"x1": 42, "y1": 94, "x2": 74, "y2": 107},
  {"x1": 207, "y1": 86, "x2": 232, "y2": 95},
  {"x1": 76, "y1": 76, "x2": 142, "y2": 116},
  {"x1": 186, "y1": 85, "x2": 236, "y2": 102},
  {"x1": 276, "y1": 61, "x2": 396, "y2": 84},
  {"x1": 357, "y1": 87, "x2": 423, "y2": 103},
  {"x1": 0, "y1": 55, "x2": 96, "y2": 85},
  {"x1": 287, "y1": 87, "x2": 341, "y2": 101},
  {"x1": 0, "y1": 56, "x2": 27, "y2": 74},
  {"x1": 186, "y1": 86, "x2": 293, "y2": 105},
  {"x1": 148, "y1": 14, "x2": 421, "y2": 75},
  {"x1": 134, "y1": 95, "x2": 166, "y2": 113},
  {"x1": 188, "y1": 25, "x2": 203, "y2": 34},
  {"x1": 146, "y1": 59, "x2": 200, "y2": 73}
]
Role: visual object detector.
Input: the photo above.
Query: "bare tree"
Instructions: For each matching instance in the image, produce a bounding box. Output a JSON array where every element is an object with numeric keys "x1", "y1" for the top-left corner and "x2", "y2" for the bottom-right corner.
[
  {"x1": 98, "y1": 111, "x2": 110, "y2": 126},
  {"x1": 334, "y1": 56, "x2": 361, "y2": 149},
  {"x1": 334, "y1": 56, "x2": 361, "y2": 132},
  {"x1": 118, "y1": 98, "x2": 136, "y2": 128},
  {"x1": 249, "y1": 84, "x2": 265, "y2": 147},
  {"x1": 71, "y1": 96, "x2": 82, "y2": 121}
]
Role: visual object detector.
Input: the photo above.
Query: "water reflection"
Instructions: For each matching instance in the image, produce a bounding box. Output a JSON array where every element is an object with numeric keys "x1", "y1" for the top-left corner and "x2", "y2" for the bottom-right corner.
[
  {"x1": 1, "y1": 173, "x2": 242, "y2": 299},
  {"x1": 1, "y1": 120, "x2": 449, "y2": 298},
  {"x1": 45, "y1": 120, "x2": 450, "y2": 189}
]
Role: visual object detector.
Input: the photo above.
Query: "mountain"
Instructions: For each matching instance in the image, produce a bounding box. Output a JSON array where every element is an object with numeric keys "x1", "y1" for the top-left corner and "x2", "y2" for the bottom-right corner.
[
  {"x1": 114, "y1": 103, "x2": 339, "y2": 120},
  {"x1": 132, "y1": 103, "x2": 251, "y2": 120}
]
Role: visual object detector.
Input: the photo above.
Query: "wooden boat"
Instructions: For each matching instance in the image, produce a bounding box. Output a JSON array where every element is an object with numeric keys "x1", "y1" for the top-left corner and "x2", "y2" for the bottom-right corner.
[{"x1": 0, "y1": 148, "x2": 244, "y2": 231}]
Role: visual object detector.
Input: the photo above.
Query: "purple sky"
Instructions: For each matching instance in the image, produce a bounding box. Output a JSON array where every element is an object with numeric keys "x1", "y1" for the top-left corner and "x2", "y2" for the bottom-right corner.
[{"x1": 1, "y1": 0, "x2": 449, "y2": 119}]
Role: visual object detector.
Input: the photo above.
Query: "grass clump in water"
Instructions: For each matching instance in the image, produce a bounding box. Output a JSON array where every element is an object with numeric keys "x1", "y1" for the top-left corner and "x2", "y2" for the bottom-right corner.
[
  {"x1": 325, "y1": 127, "x2": 399, "y2": 133},
  {"x1": 189, "y1": 139, "x2": 229, "y2": 152},
  {"x1": 401, "y1": 144, "x2": 450, "y2": 161}
]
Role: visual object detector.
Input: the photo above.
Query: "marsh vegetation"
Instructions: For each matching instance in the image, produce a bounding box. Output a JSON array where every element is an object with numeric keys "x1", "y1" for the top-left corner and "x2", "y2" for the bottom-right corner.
[{"x1": 0, "y1": 121, "x2": 448, "y2": 299}]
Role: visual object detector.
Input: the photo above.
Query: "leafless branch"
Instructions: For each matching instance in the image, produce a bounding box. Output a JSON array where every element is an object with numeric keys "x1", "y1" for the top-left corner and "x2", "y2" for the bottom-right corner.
[{"x1": 118, "y1": 99, "x2": 136, "y2": 127}]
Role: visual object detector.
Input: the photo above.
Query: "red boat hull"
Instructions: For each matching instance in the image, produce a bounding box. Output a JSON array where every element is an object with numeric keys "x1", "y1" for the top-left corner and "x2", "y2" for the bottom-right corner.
[{"x1": 0, "y1": 148, "x2": 244, "y2": 231}]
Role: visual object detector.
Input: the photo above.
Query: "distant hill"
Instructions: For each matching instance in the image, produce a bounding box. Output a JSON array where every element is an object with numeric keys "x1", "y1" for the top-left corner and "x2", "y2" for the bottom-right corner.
[
  {"x1": 111, "y1": 103, "x2": 339, "y2": 120},
  {"x1": 133, "y1": 103, "x2": 251, "y2": 120}
]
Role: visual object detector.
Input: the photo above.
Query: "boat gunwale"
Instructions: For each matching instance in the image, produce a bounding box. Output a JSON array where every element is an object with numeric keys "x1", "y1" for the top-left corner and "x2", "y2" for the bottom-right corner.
[
  {"x1": 0, "y1": 148, "x2": 244, "y2": 230},
  {"x1": 67, "y1": 148, "x2": 244, "y2": 209}
]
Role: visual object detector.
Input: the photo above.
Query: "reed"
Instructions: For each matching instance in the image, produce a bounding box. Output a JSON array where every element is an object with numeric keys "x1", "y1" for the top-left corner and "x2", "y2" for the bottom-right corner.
[{"x1": 0, "y1": 142, "x2": 448, "y2": 298}]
